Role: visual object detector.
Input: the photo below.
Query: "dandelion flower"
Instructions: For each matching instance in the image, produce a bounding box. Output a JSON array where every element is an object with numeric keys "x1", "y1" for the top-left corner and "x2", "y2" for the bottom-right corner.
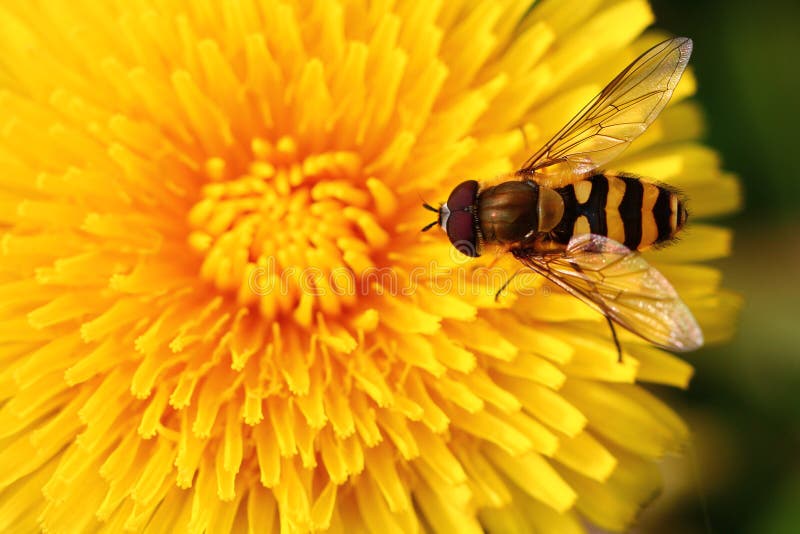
[{"x1": 0, "y1": 1, "x2": 739, "y2": 533}]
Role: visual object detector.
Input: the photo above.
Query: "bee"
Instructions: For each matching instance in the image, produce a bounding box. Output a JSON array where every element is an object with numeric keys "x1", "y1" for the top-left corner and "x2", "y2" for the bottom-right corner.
[{"x1": 422, "y1": 37, "x2": 703, "y2": 357}]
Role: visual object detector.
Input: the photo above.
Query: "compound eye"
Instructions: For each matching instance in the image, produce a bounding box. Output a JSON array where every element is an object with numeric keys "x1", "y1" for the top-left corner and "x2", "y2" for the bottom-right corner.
[
  {"x1": 446, "y1": 210, "x2": 479, "y2": 257},
  {"x1": 447, "y1": 180, "x2": 479, "y2": 212}
]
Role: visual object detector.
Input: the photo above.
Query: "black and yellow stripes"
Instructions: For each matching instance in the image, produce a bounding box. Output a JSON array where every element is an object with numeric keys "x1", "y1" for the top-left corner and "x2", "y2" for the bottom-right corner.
[
  {"x1": 616, "y1": 176, "x2": 643, "y2": 248},
  {"x1": 551, "y1": 173, "x2": 684, "y2": 250},
  {"x1": 653, "y1": 187, "x2": 673, "y2": 242},
  {"x1": 579, "y1": 174, "x2": 609, "y2": 236}
]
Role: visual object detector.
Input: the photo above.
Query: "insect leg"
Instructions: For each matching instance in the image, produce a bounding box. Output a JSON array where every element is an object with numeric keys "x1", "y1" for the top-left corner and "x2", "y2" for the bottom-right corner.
[
  {"x1": 518, "y1": 124, "x2": 531, "y2": 151},
  {"x1": 604, "y1": 313, "x2": 623, "y2": 363},
  {"x1": 568, "y1": 259, "x2": 625, "y2": 363},
  {"x1": 494, "y1": 270, "x2": 521, "y2": 302}
]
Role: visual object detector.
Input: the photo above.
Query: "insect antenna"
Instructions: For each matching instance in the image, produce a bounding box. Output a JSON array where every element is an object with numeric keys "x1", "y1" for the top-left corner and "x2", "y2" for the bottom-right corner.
[
  {"x1": 420, "y1": 220, "x2": 438, "y2": 232},
  {"x1": 420, "y1": 198, "x2": 441, "y2": 232},
  {"x1": 422, "y1": 202, "x2": 439, "y2": 213}
]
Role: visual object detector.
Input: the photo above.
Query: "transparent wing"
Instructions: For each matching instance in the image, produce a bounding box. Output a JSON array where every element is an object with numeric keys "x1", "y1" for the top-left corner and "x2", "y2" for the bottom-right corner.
[
  {"x1": 514, "y1": 234, "x2": 703, "y2": 351},
  {"x1": 517, "y1": 37, "x2": 693, "y2": 187}
]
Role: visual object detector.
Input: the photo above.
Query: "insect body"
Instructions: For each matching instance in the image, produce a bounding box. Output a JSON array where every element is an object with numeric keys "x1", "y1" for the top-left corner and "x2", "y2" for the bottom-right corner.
[
  {"x1": 474, "y1": 173, "x2": 687, "y2": 253},
  {"x1": 422, "y1": 37, "x2": 703, "y2": 354}
]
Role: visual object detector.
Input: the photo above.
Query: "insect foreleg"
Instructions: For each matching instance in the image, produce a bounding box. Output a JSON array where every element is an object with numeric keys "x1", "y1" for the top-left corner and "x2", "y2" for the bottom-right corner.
[{"x1": 494, "y1": 270, "x2": 521, "y2": 302}]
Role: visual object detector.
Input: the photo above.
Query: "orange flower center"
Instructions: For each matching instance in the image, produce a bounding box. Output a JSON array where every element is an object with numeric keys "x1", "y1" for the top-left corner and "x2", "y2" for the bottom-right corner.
[{"x1": 186, "y1": 136, "x2": 396, "y2": 325}]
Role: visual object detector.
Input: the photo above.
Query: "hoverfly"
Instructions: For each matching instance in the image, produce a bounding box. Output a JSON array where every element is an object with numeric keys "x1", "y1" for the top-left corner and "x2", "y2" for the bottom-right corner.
[{"x1": 422, "y1": 37, "x2": 703, "y2": 357}]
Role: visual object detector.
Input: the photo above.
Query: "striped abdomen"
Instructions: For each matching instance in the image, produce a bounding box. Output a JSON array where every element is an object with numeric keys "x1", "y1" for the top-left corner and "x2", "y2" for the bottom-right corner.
[{"x1": 550, "y1": 173, "x2": 687, "y2": 250}]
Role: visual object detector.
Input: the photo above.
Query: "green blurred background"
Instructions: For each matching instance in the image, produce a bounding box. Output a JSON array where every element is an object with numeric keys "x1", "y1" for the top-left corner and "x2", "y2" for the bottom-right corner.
[{"x1": 639, "y1": 0, "x2": 800, "y2": 532}]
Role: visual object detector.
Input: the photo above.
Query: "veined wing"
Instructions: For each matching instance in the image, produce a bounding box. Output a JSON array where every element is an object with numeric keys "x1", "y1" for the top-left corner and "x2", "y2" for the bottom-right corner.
[
  {"x1": 517, "y1": 37, "x2": 693, "y2": 187},
  {"x1": 514, "y1": 234, "x2": 703, "y2": 352}
]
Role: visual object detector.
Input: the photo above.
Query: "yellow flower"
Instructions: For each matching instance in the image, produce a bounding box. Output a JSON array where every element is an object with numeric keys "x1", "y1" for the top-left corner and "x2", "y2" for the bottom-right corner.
[{"x1": 0, "y1": 1, "x2": 739, "y2": 533}]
